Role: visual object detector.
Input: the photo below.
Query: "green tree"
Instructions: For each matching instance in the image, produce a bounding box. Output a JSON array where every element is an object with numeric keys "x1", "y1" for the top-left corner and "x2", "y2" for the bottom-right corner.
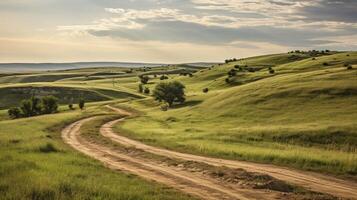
[
  {"x1": 79, "y1": 98, "x2": 85, "y2": 110},
  {"x1": 8, "y1": 107, "x2": 22, "y2": 119},
  {"x1": 153, "y1": 81, "x2": 185, "y2": 107},
  {"x1": 20, "y1": 99, "x2": 33, "y2": 117},
  {"x1": 31, "y1": 96, "x2": 42, "y2": 115},
  {"x1": 41, "y1": 96, "x2": 58, "y2": 114}
]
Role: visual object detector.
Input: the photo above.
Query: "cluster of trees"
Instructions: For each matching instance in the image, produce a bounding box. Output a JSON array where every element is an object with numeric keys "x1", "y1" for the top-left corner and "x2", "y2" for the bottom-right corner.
[
  {"x1": 8, "y1": 96, "x2": 86, "y2": 119},
  {"x1": 225, "y1": 58, "x2": 238, "y2": 63},
  {"x1": 8, "y1": 96, "x2": 59, "y2": 119},
  {"x1": 153, "y1": 81, "x2": 185, "y2": 107}
]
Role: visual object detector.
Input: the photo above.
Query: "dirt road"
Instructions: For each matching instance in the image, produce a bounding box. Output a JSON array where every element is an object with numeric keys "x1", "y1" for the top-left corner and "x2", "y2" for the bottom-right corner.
[
  {"x1": 102, "y1": 105, "x2": 357, "y2": 200},
  {"x1": 62, "y1": 117, "x2": 282, "y2": 200}
]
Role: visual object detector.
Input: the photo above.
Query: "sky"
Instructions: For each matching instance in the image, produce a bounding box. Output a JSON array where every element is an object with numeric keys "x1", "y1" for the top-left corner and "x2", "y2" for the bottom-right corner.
[{"x1": 0, "y1": 0, "x2": 356, "y2": 63}]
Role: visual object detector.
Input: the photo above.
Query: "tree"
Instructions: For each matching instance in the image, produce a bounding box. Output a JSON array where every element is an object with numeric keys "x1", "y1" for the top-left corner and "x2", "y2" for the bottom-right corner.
[
  {"x1": 153, "y1": 81, "x2": 185, "y2": 107},
  {"x1": 20, "y1": 99, "x2": 33, "y2": 117},
  {"x1": 79, "y1": 98, "x2": 85, "y2": 110},
  {"x1": 139, "y1": 75, "x2": 149, "y2": 84},
  {"x1": 41, "y1": 96, "x2": 58, "y2": 114},
  {"x1": 8, "y1": 107, "x2": 21, "y2": 119},
  {"x1": 31, "y1": 96, "x2": 42, "y2": 115}
]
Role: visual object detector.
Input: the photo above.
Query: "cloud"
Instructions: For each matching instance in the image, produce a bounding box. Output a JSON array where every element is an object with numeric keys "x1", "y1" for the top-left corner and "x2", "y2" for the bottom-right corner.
[{"x1": 56, "y1": 0, "x2": 357, "y2": 51}]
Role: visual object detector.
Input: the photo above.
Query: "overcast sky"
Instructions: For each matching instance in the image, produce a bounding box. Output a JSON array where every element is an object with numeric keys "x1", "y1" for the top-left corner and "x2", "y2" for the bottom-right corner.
[{"x1": 0, "y1": 0, "x2": 356, "y2": 63}]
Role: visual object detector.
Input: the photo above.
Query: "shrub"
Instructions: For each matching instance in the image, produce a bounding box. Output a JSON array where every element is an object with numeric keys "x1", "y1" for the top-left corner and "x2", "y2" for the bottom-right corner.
[
  {"x1": 144, "y1": 87, "x2": 150, "y2": 94},
  {"x1": 68, "y1": 104, "x2": 74, "y2": 110},
  {"x1": 323, "y1": 62, "x2": 329, "y2": 66},
  {"x1": 8, "y1": 107, "x2": 22, "y2": 119},
  {"x1": 269, "y1": 68, "x2": 275, "y2": 74},
  {"x1": 203, "y1": 88, "x2": 209, "y2": 93},
  {"x1": 346, "y1": 54, "x2": 350, "y2": 57},
  {"x1": 160, "y1": 75, "x2": 169, "y2": 80},
  {"x1": 347, "y1": 66, "x2": 353, "y2": 70},
  {"x1": 153, "y1": 81, "x2": 185, "y2": 107},
  {"x1": 138, "y1": 84, "x2": 144, "y2": 93},
  {"x1": 228, "y1": 69, "x2": 237, "y2": 77},
  {"x1": 41, "y1": 96, "x2": 58, "y2": 114},
  {"x1": 39, "y1": 143, "x2": 58, "y2": 153},
  {"x1": 160, "y1": 104, "x2": 169, "y2": 111},
  {"x1": 225, "y1": 78, "x2": 230, "y2": 83},
  {"x1": 312, "y1": 57, "x2": 316, "y2": 60},
  {"x1": 79, "y1": 98, "x2": 85, "y2": 110},
  {"x1": 139, "y1": 75, "x2": 149, "y2": 84}
]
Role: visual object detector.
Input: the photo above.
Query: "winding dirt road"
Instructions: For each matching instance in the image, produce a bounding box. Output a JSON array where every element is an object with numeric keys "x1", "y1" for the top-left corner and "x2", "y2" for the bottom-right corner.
[
  {"x1": 101, "y1": 105, "x2": 357, "y2": 200},
  {"x1": 62, "y1": 116, "x2": 282, "y2": 200}
]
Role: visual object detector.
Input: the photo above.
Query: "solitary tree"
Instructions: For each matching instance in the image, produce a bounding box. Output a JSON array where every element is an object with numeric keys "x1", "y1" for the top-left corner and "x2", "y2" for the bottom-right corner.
[
  {"x1": 79, "y1": 98, "x2": 85, "y2": 110},
  {"x1": 41, "y1": 96, "x2": 58, "y2": 114},
  {"x1": 153, "y1": 81, "x2": 185, "y2": 107}
]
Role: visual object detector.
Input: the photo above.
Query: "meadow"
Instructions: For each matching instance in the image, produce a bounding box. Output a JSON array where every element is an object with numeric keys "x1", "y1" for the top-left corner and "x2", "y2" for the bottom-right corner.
[{"x1": 0, "y1": 51, "x2": 356, "y2": 199}]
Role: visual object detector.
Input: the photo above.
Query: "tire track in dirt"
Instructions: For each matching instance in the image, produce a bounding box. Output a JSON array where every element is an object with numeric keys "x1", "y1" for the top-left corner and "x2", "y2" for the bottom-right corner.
[
  {"x1": 62, "y1": 117, "x2": 280, "y2": 200},
  {"x1": 104, "y1": 105, "x2": 357, "y2": 200}
]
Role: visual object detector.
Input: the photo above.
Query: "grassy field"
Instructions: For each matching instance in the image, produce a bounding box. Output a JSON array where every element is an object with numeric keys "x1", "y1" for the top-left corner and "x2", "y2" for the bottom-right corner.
[
  {"x1": 111, "y1": 51, "x2": 357, "y2": 176},
  {"x1": 0, "y1": 104, "x2": 194, "y2": 200},
  {"x1": 0, "y1": 51, "x2": 356, "y2": 198}
]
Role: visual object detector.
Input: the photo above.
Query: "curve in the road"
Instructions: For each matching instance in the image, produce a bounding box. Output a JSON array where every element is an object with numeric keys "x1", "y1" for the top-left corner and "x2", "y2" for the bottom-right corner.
[
  {"x1": 103, "y1": 105, "x2": 357, "y2": 200},
  {"x1": 62, "y1": 116, "x2": 280, "y2": 200}
]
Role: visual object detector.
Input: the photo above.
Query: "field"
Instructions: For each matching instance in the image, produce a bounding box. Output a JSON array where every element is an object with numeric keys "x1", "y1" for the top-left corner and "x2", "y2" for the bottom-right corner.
[{"x1": 1, "y1": 51, "x2": 356, "y2": 199}]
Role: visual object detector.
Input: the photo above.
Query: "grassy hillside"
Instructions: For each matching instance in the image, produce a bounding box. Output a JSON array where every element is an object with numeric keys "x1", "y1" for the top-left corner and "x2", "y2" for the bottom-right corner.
[
  {"x1": 0, "y1": 84, "x2": 142, "y2": 109},
  {"x1": 112, "y1": 51, "x2": 357, "y2": 176},
  {"x1": 0, "y1": 103, "x2": 194, "y2": 199}
]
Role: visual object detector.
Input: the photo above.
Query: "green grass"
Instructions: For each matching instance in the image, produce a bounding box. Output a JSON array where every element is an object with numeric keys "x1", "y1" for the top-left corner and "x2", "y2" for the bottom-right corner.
[
  {"x1": 1, "y1": 50, "x2": 356, "y2": 200},
  {"x1": 0, "y1": 84, "x2": 142, "y2": 109},
  {"x1": 0, "y1": 105, "x2": 194, "y2": 200},
  {"x1": 111, "y1": 51, "x2": 357, "y2": 176}
]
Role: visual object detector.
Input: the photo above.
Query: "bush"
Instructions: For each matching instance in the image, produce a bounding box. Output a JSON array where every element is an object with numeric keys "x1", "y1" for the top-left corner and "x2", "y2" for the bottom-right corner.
[
  {"x1": 153, "y1": 81, "x2": 185, "y2": 107},
  {"x1": 39, "y1": 143, "x2": 58, "y2": 153},
  {"x1": 79, "y1": 98, "x2": 85, "y2": 110},
  {"x1": 41, "y1": 96, "x2": 58, "y2": 114},
  {"x1": 31, "y1": 96, "x2": 42, "y2": 115},
  {"x1": 144, "y1": 87, "x2": 150, "y2": 94},
  {"x1": 269, "y1": 67, "x2": 275, "y2": 74},
  {"x1": 203, "y1": 88, "x2": 209, "y2": 93},
  {"x1": 139, "y1": 75, "x2": 149, "y2": 84},
  {"x1": 225, "y1": 78, "x2": 230, "y2": 83},
  {"x1": 347, "y1": 66, "x2": 353, "y2": 70},
  {"x1": 138, "y1": 84, "x2": 144, "y2": 93},
  {"x1": 8, "y1": 107, "x2": 21, "y2": 119},
  {"x1": 323, "y1": 62, "x2": 329, "y2": 66},
  {"x1": 228, "y1": 69, "x2": 237, "y2": 77},
  {"x1": 160, "y1": 104, "x2": 169, "y2": 111},
  {"x1": 68, "y1": 104, "x2": 74, "y2": 110},
  {"x1": 160, "y1": 75, "x2": 169, "y2": 80}
]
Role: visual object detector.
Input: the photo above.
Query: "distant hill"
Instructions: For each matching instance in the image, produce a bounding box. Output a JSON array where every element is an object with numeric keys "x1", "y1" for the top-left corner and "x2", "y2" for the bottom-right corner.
[
  {"x1": 0, "y1": 62, "x2": 163, "y2": 72},
  {"x1": 0, "y1": 62, "x2": 219, "y2": 72}
]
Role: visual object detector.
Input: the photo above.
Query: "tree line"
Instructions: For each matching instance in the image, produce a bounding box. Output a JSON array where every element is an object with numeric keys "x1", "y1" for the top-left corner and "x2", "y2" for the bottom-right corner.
[{"x1": 8, "y1": 96, "x2": 86, "y2": 119}]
